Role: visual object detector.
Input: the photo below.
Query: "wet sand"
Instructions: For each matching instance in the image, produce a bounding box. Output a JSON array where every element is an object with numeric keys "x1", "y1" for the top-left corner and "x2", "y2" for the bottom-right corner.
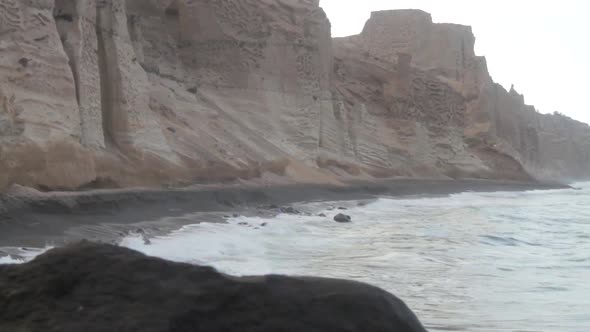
[{"x1": 0, "y1": 179, "x2": 569, "y2": 248}]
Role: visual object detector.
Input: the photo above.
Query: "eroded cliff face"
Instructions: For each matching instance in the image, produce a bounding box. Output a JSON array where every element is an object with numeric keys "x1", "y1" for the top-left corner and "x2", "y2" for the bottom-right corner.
[
  {"x1": 333, "y1": 10, "x2": 590, "y2": 181},
  {"x1": 331, "y1": 10, "x2": 528, "y2": 180},
  {"x1": 0, "y1": 0, "x2": 336, "y2": 190},
  {"x1": 0, "y1": 3, "x2": 587, "y2": 191}
]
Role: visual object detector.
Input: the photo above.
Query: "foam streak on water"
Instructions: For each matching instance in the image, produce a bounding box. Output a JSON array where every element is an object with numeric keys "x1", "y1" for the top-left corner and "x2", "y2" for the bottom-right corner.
[{"x1": 5, "y1": 183, "x2": 590, "y2": 331}]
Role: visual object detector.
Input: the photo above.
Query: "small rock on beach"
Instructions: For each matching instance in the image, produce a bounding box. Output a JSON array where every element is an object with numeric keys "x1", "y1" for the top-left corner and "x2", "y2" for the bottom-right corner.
[{"x1": 334, "y1": 213, "x2": 352, "y2": 223}]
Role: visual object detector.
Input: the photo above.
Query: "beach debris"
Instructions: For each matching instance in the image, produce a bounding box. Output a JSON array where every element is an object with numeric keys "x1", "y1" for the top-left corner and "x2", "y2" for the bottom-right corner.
[
  {"x1": 232, "y1": 213, "x2": 239, "y2": 218},
  {"x1": 333, "y1": 213, "x2": 352, "y2": 223},
  {"x1": 318, "y1": 213, "x2": 327, "y2": 217},
  {"x1": 337, "y1": 207, "x2": 348, "y2": 210},
  {"x1": 261, "y1": 222, "x2": 268, "y2": 227}
]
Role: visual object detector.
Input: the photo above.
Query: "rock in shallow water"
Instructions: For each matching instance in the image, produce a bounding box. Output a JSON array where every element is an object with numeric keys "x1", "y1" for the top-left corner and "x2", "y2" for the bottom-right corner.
[
  {"x1": 0, "y1": 242, "x2": 427, "y2": 332},
  {"x1": 280, "y1": 206, "x2": 300, "y2": 214},
  {"x1": 334, "y1": 213, "x2": 352, "y2": 223}
]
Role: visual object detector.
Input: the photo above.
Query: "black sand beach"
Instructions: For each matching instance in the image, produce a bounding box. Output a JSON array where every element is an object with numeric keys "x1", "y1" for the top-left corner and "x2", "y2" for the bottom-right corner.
[{"x1": 0, "y1": 179, "x2": 569, "y2": 248}]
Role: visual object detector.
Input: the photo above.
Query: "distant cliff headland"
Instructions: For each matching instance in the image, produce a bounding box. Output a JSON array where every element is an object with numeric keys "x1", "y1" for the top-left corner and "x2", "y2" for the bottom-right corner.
[{"x1": 1, "y1": 0, "x2": 588, "y2": 191}]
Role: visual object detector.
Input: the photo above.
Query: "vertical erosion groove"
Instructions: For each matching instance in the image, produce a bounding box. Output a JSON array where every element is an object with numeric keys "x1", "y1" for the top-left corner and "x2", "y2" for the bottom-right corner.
[
  {"x1": 53, "y1": 0, "x2": 81, "y2": 123},
  {"x1": 96, "y1": 1, "x2": 115, "y2": 148}
]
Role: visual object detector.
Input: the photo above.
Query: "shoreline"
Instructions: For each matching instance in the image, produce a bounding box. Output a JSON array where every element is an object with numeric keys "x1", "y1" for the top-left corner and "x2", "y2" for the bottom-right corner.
[{"x1": 0, "y1": 179, "x2": 571, "y2": 249}]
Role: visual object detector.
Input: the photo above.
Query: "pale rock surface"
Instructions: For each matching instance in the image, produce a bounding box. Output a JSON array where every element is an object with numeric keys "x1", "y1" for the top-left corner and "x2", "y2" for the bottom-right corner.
[
  {"x1": 0, "y1": 3, "x2": 588, "y2": 191},
  {"x1": 0, "y1": 0, "x2": 95, "y2": 190}
]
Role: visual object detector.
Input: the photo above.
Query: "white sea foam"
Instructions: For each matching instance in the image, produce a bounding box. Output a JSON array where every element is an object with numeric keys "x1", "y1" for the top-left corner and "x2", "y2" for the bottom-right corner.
[
  {"x1": 0, "y1": 246, "x2": 53, "y2": 265},
  {"x1": 0, "y1": 256, "x2": 20, "y2": 264}
]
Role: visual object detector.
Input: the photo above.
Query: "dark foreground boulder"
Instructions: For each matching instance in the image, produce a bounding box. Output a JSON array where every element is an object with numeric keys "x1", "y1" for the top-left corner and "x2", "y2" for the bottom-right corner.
[{"x1": 0, "y1": 242, "x2": 427, "y2": 332}]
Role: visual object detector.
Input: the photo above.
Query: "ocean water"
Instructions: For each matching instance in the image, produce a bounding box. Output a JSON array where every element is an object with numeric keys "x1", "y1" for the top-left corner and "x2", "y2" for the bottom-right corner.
[{"x1": 3, "y1": 183, "x2": 590, "y2": 331}]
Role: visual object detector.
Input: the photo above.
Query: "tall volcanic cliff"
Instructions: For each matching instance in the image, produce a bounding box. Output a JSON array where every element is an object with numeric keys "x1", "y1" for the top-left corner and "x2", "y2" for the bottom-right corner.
[{"x1": 0, "y1": 1, "x2": 588, "y2": 191}]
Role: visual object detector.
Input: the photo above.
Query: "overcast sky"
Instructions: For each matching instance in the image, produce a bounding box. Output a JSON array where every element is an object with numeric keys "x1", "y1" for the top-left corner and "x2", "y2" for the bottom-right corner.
[{"x1": 320, "y1": 0, "x2": 590, "y2": 124}]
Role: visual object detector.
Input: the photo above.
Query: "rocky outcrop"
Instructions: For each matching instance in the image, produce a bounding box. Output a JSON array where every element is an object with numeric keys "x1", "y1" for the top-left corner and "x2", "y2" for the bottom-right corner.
[
  {"x1": 0, "y1": 242, "x2": 428, "y2": 332},
  {"x1": 0, "y1": 3, "x2": 588, "y2": 191},
  {"x1": 333, "y1": 10, "x2": 590, "y2": 181}
]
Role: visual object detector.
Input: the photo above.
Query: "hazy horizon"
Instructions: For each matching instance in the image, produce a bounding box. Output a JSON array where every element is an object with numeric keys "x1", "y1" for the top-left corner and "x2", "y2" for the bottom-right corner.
[{"x1": 321, "y1": 0, "x2": 590, "y2": 125}]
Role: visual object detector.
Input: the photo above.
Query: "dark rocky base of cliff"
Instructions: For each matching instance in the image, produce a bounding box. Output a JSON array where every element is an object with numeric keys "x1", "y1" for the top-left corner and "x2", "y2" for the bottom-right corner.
[
  {"x1": 0, "y1": 242, "x2": 428, "y2": 332},
  {"x1": 0, "y1": 179, "x2": 569, "y2": 248}
]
